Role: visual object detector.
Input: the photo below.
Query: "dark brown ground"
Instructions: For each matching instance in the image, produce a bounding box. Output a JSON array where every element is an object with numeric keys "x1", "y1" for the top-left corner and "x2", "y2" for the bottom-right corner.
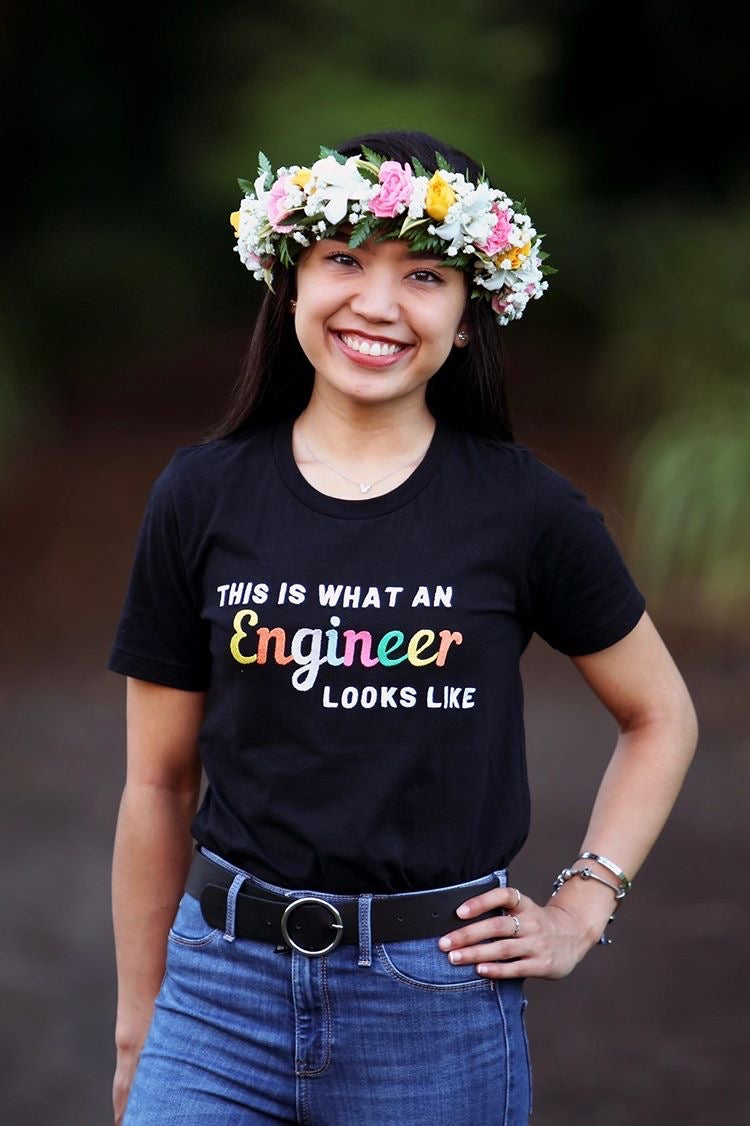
[{"x1": 1, "y1": 364, "x2": 748, "y2": 1125}]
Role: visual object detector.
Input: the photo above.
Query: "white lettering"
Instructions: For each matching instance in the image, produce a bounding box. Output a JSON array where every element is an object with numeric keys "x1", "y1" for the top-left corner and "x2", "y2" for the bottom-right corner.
[
  {"x1": 318, "y1": 584, "x2": 343, "y2": 606},
  {"x1": 290, "y1": 629, "x2": 326, "y2": 690}
]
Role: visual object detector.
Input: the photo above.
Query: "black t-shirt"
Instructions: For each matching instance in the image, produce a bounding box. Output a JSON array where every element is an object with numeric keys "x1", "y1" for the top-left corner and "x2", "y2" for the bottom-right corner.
[{"x1": 108, "y1": 417, "x2": 646, "y2": 894}]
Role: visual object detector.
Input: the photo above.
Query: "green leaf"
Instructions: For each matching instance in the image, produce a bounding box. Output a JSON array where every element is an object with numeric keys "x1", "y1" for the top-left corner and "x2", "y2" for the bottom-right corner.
[
  {"x1": 360, "y1": 145, "x2": 385, "y2": 169},
  {"x1": 319, "y1": 145, "x2": 347, "y2": 165},
  {"x1": 434, "y1": 151, "x2": 452, "y2": 172},
  {"x1": 348, "y1": 217, "x2": 377, "y2": 249},
  {"x1": 410, "y1": 155, "x2": 430, "y2": 179},
  {"x1": 357, "y1": 164, "x2": 380, "y2": 184},
  {"x1": 541, "y1": 265, "x2": 558, "y2": 276},
  {"x1": 444, "y1": 254, "x2": 471, "y2": 270},
  {"x1": 258, "y1": 152, "x2": 274, "y2": 188},
  {"x1": 278, "y1": 237, "x2": 294, "y2": 268},
  {"x1": 398, "y1": 215, "x2": 430, "y2": 238},
  {"x1": 237, "y1": 177, "x2": 255, "y2": 195},
  {"x1": 373, "y1": 226, "x2": 404, "y2": 243}
]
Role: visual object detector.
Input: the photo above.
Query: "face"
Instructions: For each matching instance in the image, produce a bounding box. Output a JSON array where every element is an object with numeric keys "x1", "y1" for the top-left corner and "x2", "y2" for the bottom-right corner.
[{"x1": 293, "y1": 236, "x2": 469, "y2": 412}]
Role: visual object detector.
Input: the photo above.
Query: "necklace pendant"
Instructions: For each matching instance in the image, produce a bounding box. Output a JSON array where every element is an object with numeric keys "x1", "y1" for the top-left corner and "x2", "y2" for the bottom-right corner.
[{"x1": 359, "y1": 483, "x2": 371, "y2": 494}]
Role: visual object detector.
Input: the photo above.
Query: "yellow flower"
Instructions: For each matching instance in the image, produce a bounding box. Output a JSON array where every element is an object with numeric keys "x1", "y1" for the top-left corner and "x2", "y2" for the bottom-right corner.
[
  {"x1": 496, "y1": 241, "x2": 531, "y2": 269},
  {"x1": 291, "y1": 168, "x2": 312, "y2": 188},
  {"x1": 425, "y1": 172, "x2": 457, "y2": 221},
  {"x1": 230, "y1": 210, "x2": 241, "y2": 233}
]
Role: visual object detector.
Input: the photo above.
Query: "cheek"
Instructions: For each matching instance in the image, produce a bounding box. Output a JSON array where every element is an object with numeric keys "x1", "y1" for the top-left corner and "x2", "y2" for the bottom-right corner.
[
  {"x1": 421, "y1": 301, "x2": 464, "y2": 348},
  {"x1": 432, "y1": 282, "x2": 469, "y2": 331},
  {"x1": 293, "y1": 315, "x2": 320, "y2": 362}
]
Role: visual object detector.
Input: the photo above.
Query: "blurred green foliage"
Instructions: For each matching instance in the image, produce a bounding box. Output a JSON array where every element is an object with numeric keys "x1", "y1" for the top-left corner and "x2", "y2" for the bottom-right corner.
[
  {"x1": 596, "y1": 199, "x2": 750, "y2": 623},
  {"x1": 3, "y1": 0, "x2": 747, "y2": 626},
  {"x1": 626, "y1": 392, "x2": 750, "y2": 625}
]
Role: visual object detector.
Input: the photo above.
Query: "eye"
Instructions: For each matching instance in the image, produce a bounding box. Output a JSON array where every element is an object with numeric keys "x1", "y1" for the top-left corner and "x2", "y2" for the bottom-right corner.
[
  {"x1": 325, "y1": 251, "x2": 360, "y2": 268},
  {"x1": 409, "y1": 269, "x2": 444, "y2": 284}
]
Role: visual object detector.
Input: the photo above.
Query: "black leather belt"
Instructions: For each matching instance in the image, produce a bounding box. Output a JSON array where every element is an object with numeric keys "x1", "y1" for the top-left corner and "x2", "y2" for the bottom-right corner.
[{"x1": 188, "y1": 850, "x2": 506, "y2": 957}]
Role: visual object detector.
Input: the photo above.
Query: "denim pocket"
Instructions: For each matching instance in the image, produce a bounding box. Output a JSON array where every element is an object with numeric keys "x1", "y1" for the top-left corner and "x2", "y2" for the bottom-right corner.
[
  {"x1": 168, "y1": 892, "x2": 221, "y2": 947},
  {"x1": 375, "y1": 937, "x2": 490, "y2": 991}
]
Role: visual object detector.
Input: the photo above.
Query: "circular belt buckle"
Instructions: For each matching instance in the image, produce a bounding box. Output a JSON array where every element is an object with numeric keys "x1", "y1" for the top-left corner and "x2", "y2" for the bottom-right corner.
[{"x1": 280, "y1": 896, "x2": 344, "y2": 956}]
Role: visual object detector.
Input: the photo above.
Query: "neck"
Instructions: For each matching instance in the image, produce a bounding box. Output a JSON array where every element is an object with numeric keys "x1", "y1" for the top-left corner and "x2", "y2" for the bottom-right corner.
[{"x1": 296, "y1": 388, "x2": 436, "y2": 462}]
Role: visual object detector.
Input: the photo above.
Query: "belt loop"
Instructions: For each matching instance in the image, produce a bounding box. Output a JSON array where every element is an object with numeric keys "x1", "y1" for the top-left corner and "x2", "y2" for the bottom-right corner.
[
  {"x1": 222, "y1": 872, "x2": 247, "y2": 942},
  {"x1": 357, "y1": 894, "x2": 373, "y2": 967},
  {"x1": 493, "y1": 868, "x2": 508, "y2": 889}
]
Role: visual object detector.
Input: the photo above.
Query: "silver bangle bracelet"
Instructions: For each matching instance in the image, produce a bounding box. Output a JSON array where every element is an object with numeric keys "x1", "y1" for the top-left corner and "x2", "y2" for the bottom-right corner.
[
  {"x1": 551, "y1": 865, "x2": 625, "y2": 946},
  {"x1": 578, "y1": 852, "x2": 632, "y2": 895}
]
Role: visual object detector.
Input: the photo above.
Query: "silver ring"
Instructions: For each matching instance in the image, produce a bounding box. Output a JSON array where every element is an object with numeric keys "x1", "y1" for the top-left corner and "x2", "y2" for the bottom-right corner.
[
  {"x1": 510, "y1": 914, "x2": 521, "y2": 937},
  {"x1": 511, "y1": 887, "x2": 522, "y2": 909}
]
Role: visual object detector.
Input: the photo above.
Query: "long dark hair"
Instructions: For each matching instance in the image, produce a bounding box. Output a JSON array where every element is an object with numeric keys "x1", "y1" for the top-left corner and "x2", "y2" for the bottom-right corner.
[{"x1": 203, "y1": 129, "x2": 514, "y2": 443}]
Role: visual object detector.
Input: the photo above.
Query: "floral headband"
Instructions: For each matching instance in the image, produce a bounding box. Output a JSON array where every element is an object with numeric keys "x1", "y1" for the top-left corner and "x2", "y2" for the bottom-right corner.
[{"x1": 230, "y1": 146, "x2": 554, "y2": 325}]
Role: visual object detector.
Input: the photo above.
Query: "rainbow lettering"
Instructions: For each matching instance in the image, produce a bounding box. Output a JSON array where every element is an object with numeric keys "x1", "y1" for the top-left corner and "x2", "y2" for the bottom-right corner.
[{"x1": 230, "y1": 611, "x2": 463, "y2": 691}]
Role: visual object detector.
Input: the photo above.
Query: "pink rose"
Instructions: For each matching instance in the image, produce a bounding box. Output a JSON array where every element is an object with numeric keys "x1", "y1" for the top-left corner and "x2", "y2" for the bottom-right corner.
[
  {"x1": 478, "y1": 205, "x2": 512, "y2": 256},
  {"x1": 266, "y1": 177, "x2": 295, "y2": 233},
  {"x1": 491, "y1": 294, "x2": 510, "y2": 316},
  {"x1": 369, "y1": 161, "x2": 413, "y2": 219}
]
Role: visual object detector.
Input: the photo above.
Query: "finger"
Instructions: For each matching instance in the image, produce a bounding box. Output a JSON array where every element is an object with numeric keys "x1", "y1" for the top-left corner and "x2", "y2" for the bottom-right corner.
[
  {"x1": 475, "y1": 955, "x2": 533, "y2": 979},
  {"x1": 446, "y1": 938, "x2": 531, "y2": 965},
  {"x1": 455, "y1": 886, "x2": 527, "y2": 920},
  {"x1": 439, "y1": 913, "x2": 521, "y2": 950}
]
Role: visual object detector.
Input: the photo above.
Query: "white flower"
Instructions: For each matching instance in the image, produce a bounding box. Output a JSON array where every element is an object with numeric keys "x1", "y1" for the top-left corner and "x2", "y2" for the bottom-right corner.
[
  {"x1": 432, "y1": 182, "x2": 497, "y2": 252},
  {"x1": 306, "y1": 155, "x2": 373, "y2": 225},
  {"x1": 407, "y1": 177, "x2": 429, "y2": 218}
]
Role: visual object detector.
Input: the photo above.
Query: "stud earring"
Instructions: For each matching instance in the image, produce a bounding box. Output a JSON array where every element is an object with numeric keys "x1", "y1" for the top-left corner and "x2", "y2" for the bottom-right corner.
[
  {"x1": 289, "y1": 299, "x2": 297, "y2": 314},
  {"x1": 456, "y1": 329, "x2": 469, "y2": 345}
]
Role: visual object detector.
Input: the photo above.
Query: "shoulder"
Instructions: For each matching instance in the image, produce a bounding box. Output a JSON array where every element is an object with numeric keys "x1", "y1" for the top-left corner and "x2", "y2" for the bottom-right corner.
[
  {"x1": 449, "y1": 429, "x2": 573, "y2": 495},
  {"x1": 158, "y1": 424, "x2": 275, "y2": 498}
]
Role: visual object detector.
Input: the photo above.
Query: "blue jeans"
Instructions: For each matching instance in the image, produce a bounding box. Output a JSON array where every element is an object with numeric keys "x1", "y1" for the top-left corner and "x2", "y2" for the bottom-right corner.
[{"x1": 125, "y1": 851, "x2": 532, "y2": 1124}]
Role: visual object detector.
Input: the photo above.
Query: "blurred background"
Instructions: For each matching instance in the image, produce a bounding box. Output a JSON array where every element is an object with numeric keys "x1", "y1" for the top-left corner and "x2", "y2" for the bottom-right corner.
[{"x1": 1, "y1": 1, "x2": 748, "y2": 1122}]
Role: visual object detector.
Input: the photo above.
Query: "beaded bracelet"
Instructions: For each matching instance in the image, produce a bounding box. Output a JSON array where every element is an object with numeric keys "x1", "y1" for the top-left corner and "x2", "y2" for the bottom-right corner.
[{"x1": 551, "y1": 853, "x2": 633, "y2": 946}]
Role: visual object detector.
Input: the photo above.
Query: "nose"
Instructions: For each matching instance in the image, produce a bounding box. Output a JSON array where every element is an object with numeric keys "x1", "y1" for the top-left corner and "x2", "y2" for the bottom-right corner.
[{"x1": 347, "y1": 269, "x2": 400, "y2": 323}]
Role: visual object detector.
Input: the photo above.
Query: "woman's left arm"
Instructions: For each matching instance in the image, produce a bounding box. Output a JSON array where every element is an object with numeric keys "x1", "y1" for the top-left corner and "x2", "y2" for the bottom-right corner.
[{"x1": 439, "y1": 610, "x2": 699, "y2": 978}]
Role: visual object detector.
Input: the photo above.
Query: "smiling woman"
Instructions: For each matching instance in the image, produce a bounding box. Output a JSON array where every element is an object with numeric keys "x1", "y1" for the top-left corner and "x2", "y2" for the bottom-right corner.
[{"x1": 108, "y1": 129, "x2": 697, "y2": 1125}]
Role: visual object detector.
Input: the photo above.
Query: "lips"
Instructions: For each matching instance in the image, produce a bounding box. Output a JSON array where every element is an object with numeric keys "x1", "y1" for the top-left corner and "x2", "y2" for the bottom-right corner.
[{"x1": 331, "y1": 330, "x2": 413, "y2": 369}]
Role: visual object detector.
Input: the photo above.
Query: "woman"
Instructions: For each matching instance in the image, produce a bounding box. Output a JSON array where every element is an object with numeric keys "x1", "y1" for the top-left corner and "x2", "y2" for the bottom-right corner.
[{"x1": 109, "y1": 130, "x2": 697, "y2": 1124}]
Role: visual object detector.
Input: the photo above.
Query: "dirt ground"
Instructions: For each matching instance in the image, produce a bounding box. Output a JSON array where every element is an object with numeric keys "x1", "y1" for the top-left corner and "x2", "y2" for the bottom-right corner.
[{"x1": 1, "y1": 407, "x2": 748, "y2": 1125}]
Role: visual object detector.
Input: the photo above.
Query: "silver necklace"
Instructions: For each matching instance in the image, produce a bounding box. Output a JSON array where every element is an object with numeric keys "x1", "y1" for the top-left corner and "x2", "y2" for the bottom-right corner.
[{"x1": 298, "y1": 428, "x2": 431, "y2": 495}]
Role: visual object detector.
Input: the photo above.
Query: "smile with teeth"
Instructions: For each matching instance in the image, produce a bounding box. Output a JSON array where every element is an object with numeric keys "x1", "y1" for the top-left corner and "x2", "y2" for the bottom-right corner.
[{"x1": 338, "y1": 333, "x2": 408, "y2": 357}]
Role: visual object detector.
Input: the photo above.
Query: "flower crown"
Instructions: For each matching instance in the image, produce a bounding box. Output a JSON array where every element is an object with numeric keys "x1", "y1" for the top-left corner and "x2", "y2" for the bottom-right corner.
[{"x1": 230, "y1": 146, "x2": 555, "y2": 325}]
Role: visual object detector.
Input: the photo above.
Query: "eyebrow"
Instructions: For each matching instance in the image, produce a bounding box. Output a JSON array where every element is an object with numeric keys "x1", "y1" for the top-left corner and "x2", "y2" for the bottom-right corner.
[{"x1": 325, "y1": 233, "x2": 446, "y2": 264}]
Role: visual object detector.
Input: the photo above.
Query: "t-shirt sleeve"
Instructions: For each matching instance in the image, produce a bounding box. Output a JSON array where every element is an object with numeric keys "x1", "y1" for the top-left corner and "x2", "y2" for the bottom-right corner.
[
  {"x1": 524, "y1": 457, "x2": 646, "y2": 656},
  {"x1": 107, "y1": 452, "x2": 211, "y2": 690}
]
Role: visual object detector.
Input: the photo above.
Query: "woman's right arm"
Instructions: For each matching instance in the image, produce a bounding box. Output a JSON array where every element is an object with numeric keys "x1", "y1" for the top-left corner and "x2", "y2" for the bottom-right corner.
[{"x1": 111, "y1": 677, "x2": 205, "y2": 1124}]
